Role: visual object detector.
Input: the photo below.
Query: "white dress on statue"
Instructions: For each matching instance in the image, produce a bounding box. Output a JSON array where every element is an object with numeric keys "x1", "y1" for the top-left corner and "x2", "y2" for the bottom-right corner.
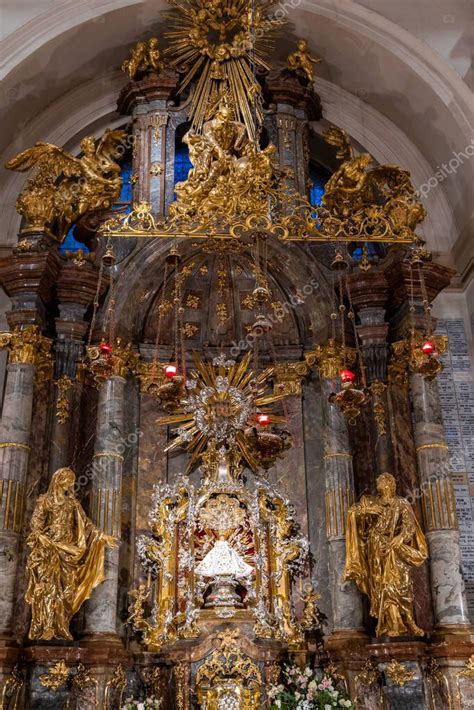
[{"x1": 195, "y1": 540, "x2": 253, "y2": 579}]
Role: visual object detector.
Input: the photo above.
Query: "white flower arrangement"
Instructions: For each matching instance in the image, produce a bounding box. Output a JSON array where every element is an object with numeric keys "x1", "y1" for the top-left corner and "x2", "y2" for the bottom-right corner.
[{"x1": 268, "y1": 663, "x2": 355, "y2": 710}]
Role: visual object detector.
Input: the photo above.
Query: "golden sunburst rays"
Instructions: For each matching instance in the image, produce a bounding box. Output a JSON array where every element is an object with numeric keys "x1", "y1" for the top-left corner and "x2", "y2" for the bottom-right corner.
[
  {"x1": 156, "y1": 352, "x2": 286, "y2": 472},
  {"x1": 165, "y1": 0, "x2": 279, "y2": 139}
]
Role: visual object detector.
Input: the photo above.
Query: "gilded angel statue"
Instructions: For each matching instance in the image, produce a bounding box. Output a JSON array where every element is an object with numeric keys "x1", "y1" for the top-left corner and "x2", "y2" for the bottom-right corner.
[
  {"x1": 287, "y1": 38, "x2": 321, "y2": 84},
  {"x1": 322, "y1": 127, "x2": 373, "y2": 212},
  {"x1": 5, "y1": 128, "x2": 127, "y2": 240},
  {"x1": 322, "y1": 126, "x2": 426, "y2": 234},
  {"x1": 25, "y1": 467, "x2": 117, "y2": 640},
  {"x1": 343, "y1": 473, "x2": 428, "y2": 637},
  {"x1": 121, "y1": 38, "x2": 166, "y2": 80}
]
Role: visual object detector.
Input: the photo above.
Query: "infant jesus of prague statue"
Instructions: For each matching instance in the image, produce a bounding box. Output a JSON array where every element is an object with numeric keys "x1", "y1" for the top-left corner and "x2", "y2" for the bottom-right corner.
[
  {"x1": 343, "y1": 472, "x2": 428, "y2": 637},
  {"x1": 25, "y1": 467, "x2": 116, "y2": 640},
  {"x1": 195, "y1": 494, "x2": 253, "y2": 607}
]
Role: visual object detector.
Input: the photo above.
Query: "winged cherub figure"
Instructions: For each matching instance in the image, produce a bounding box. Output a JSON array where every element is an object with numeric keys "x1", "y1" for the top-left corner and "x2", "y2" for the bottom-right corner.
[
  {"x1": 287, "y1": 39, "x2": 321, "y2": 84},
  {"x1": 6, "y1": 128, "x2": 127, "y2": 240}
]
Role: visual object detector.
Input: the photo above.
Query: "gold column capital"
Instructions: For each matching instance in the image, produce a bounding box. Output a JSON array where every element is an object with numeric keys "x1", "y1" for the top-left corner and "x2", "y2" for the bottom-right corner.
[
  {"x1": 388, "y1": 335, "x2": 448, "y2": 386},
  {"x1": 0, "y1": 326, "x2": 52, "y2": 379},
  {"x1": 273, "y1": 361, "x2": 309, "y2": 396},
  {"x1": 305, "y1": 340, "x2": 357, "y2": 379},
  {"x1": 83, "y1": 339, "x2": 140, "y2": 387}
]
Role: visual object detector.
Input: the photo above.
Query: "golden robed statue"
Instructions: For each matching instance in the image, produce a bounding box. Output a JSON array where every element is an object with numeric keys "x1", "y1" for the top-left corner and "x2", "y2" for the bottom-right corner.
[
  {"x1": 25, "y1": 467, "x2": 116, "y2": 640},
  {"x1": 343, "y1": 473, "x2": 428, "y2": 637}
]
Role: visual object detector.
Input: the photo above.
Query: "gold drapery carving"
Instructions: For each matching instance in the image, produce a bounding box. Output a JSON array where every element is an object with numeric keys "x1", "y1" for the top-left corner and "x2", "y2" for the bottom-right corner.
[
  {"x1": 343, "y1": 473, "x2": 427, "y2": 637},
  {"x1": 25, "y1": 468, "x2": 116, "y2": 640}
]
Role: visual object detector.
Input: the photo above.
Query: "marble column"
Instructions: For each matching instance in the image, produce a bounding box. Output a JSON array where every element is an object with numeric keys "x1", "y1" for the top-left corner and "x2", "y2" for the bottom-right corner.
[
  {"x1": 84, "y1": 374, "x2": 125, "y2": 638},
  {"x1": 273, "y1": 363, "x2": 309, "y2": 536},
  {"x1": 306, "y1": 342, "x2": 364, "y2": 635},
  {"x1": 410, "y1": 372, "x2": 471, "y2": 630},
  {"x1": 0, "y1": 327, "x2": 51, "y2": 637}
]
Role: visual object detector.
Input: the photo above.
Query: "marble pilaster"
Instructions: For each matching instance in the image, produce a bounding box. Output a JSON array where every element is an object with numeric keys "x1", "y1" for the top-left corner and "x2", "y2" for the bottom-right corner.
[
  {"x1": 49, "y1": 261, "x2": 103, "y2": 473},
  {"x1": 410, "y1": 372, "x2": 471, "y2": 629},
  {"x1": 49, "y1": 337, "x2": 82, "y2": 474},
  {"x1": 117, "y1": 69, "x2": 178, "y2": 216},
  {"x1": 302, "y1": 378, "x2": 331, "y2": 623},
  {"x1": 349, "y1": 269, "x2": 394, "y2": 476},
  {"x1": 84, "y1": 375, "x2": 126, "y2": 638}
]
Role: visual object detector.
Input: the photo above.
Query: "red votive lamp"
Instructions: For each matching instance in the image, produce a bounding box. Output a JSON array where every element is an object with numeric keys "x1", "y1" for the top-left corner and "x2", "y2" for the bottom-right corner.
[
  {"x1": 257, "y1": 413, "x2": 270, "y2": 425},
  {"x1": 165, "y1": 364, "x2": 178, "y2": 377},
  {"x1": 421, "y1": 340, "x2": 435, "y2": 355},
  {"x1": 100, "y1": 342, "x2": 112, "y2": 355},
  {"x1": 340, "y1": 368, "x2": 356, "y2": 384}
]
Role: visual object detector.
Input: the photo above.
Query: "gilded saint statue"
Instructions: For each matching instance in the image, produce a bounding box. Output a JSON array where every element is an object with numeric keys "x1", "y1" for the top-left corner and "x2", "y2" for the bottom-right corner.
[
  {"x1": 343, "y1": 473, "x2": 427, "y2": 637},
  {"x1": 287, "y1": 39, "x2": 321, "y2": 84},
  {"x1": 25, "y1": 467, "x2": 116, "y2": 640}
]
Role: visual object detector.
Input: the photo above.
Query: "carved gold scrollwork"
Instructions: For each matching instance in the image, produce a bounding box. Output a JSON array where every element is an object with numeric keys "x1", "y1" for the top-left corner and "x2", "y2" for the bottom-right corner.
[
  {"x1": 0, "y1": 664, "x2": 24, "y2": 710},
  {"x1": 55, "y1": 376, "x2": 73, "y2": 424},
  {"x1": 196, "y1": 628, "x2": 262, "y2": 710},
  {"x1": 424, "y1": 658, "x2": 452, "y2": 710},
  {"x1": 458, "y1": 655, "x2": 474, "y2": 681},
  {"x1": 305, "y1": 340, "x2": 357, "y2": 379},
  {"x1": 354, "y1": 659, "x2": 382, "y2": 709},
  {"x1": 273, "y1": 361, "x2": 309, "y2": 396},
  {"x1": 370, "y1": 381, "x2": 387, "y2": 436},
  {"x1": 385, "y1": 660, "x2": 416, "y2": 687},
  {"x1": 104, "y1": 664, "x2": 126, "y2": 710},
  {"x1": 174, "y1": 663, "x2": 190, "y2": 710},
  {"x1": 38, "y1": 660, "x2": 70, "y2": 691}
]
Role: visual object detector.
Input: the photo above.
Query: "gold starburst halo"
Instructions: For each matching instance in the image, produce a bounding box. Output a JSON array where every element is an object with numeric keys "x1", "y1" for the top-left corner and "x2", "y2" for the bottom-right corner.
[
  {"x1": 156, "y1": 351, "x2": 287, "y2": 472},
  {"x1": 165, "y1": 0, "x2": 279, "y2": 139}
]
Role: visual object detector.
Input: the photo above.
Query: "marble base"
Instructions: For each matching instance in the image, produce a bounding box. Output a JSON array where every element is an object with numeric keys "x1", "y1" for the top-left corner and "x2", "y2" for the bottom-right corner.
[
  {"x1": 426, "y1": 530, "x2": 471, "y2": 627},
  {"x1": 328, "y1": 539, "x2": 364, "y2": 632}
]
